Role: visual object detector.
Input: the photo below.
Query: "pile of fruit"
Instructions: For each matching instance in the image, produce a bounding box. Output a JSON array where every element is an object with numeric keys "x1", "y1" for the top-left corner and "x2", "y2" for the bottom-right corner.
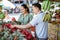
[
  {"x1": 43, "y1": 11, "x2": 53, "y2": 22},
  {"x1": 42, "y1": 0, "x2": 51, "y2": 11},
  {"x1": 42, "y1": 0, "x2": 53, "y2": 22},
  {"x1": 0, "y1": 22, "x2": 24, "y2": 40},
  {"x1": 0, "y1": 21, "x2": 33, "y2": 40}
]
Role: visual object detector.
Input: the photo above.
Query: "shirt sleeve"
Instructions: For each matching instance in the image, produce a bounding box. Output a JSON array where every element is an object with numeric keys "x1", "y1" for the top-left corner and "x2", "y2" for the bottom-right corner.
[
  {"x1": 30, "y1": 13, "x2": 44, "y2": 26},
  {"x1": 30, "y1": 15, "x2": 40, "y2": 26}
]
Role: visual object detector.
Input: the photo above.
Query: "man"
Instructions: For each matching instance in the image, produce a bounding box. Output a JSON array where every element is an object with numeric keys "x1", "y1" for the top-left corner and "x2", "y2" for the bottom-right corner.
[{"x1": 12, "y1": 3, "x2": 48, "y2": 40}]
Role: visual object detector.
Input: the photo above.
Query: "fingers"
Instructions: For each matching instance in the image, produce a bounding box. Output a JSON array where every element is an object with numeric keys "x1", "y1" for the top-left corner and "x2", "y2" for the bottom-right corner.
[{"x1": 11, "y1": 25, "x2": 15, "y2": 28}]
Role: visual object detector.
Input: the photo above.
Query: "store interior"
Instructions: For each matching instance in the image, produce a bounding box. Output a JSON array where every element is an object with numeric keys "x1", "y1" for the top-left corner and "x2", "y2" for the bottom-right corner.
[{"x1": 0, "y1": 0, "x2": 60, "y2": 40}]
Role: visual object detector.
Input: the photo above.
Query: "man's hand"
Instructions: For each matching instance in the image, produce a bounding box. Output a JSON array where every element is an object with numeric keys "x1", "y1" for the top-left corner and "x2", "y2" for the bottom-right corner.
[
  {"x1": 11, "y1": 25, "x2": 23, "y2": 29},
  {"x1": 11, "y1": 23, "x2": 33, "y2": 29},
  {"x1": 11, "y1": 25, "x2": 16, "y2": 28}
]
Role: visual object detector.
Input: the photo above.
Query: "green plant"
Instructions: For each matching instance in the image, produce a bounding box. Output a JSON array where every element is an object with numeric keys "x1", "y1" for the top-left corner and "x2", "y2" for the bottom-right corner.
[
  {"x1": 57, "y1": 4, "x2": 60, "y2": 7},
  {"x1": 0, "y1": 11, "x2": 5, "y2": 20},
  {"x1": 51, "y1": 6, "x2": 55, "y2": 9}
]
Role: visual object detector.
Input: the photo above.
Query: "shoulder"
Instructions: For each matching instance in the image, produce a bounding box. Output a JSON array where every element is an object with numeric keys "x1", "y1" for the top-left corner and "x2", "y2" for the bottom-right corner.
[
  {"x1": 28, "y1": 13, "x2": 33, "y2": 15},
  {"x1": 20, "y1": 13, "x2": 23, "y2": 15},
  {"x1": 20, "y1": 13, "x2": 23, "y2": 16},
  {"x1": 35, "y1": 13, "x2": 44, "y2": 19},
  {"x1": 28, "y1": 13, "x2": 33, "y2": 17},
  {"x1": 39, "y1": 12, "x2": 44, "y2": 16}
]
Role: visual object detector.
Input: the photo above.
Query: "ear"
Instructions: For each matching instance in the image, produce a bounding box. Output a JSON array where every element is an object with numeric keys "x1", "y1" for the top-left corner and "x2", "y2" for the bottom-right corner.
[
  {"x1": 25, "y1": 8, "x2": 27, "y2": 10},
  {"x1": 25, "y1": 9, "x2": 28, "y2": 12}
]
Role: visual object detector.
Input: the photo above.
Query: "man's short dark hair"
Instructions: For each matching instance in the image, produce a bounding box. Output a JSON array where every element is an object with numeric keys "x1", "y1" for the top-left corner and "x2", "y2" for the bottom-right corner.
[{"x1": 32, "y1": 3, "x2": 41, "y2": 10}]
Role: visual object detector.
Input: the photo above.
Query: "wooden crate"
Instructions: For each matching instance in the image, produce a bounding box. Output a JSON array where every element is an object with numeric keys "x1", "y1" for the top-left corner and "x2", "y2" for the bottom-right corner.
[
  {"x1": 0, "y1": 0, "x2": 2, "y2": 2},
  {"x1": 48, "y1": 23, "x2": 58, "y2": 40}
]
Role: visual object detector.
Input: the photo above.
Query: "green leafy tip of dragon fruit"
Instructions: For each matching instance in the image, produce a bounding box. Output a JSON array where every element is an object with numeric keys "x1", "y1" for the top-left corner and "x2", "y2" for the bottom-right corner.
[{"x1": 0, "y1": 27, "x2": 24, "y2": 40}]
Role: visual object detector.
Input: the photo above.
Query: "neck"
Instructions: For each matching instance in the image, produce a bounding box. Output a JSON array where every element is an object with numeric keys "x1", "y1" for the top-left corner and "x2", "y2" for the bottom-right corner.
[
  {"x1": 36, "y1": 11, "x2": 41, "y2": 15},
  {"x1": 23, "y1": 12, "x2": 28, "y2": 17},
  {"x1": 23, "y1": 12, "x2": 28, "y2": 15},
  {"x1": 38, "y1": 11, "x2": 41, "y2": 14}
]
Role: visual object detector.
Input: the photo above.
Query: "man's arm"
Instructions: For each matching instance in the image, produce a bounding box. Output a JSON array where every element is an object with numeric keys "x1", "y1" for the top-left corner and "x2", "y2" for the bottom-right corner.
[
  {"x1": 13, "y1": 23, "x2": 33, "y2": 29},
  {"x1": 12, "y1": 15, "x2": 39, "y2": 29}
]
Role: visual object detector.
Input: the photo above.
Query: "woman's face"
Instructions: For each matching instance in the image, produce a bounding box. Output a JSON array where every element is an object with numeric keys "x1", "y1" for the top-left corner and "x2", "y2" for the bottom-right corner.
[{"x1": 20, "y1": 6, "x2": 27, "y2": 14}]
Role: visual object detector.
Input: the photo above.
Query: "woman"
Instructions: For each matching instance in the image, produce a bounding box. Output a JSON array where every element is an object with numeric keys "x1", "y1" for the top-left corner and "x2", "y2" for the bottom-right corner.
[
  {"x1": 18, "y1": 4, "x2": 35, "y2": 33},
  {"x1": 18, "y1": 4, "x2": 34, "y2": 40},
  {"x1": 18, "y1": 4, "x2": 33, "y2": 25},
  {"x1": 3, "y1": 10, "x2": 11, "y2": 22}
]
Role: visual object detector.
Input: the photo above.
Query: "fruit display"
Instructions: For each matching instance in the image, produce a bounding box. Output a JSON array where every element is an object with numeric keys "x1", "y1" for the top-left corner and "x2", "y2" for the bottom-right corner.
[
  {"x1": 21, "y1": 30, "x2": 33, "y2": 40},
  {"x1": 42, "y1": 0, "x2": 54, "y2": 22},
  {"x1": 48, "y1": 23, "x2": 58, "y2": 40},
  {"x1": 0, "y1": 22, "x2": 24, "y2": 40},
  {"x1": 52, "y1": 9, "x2": 60, "y2": 23},
  {"x1": 43, "y1": 11, "x2": 53, "y2": 22},
  {"x1": 42, "y1": 1, "x2": 60, "y2": 40},
  {"x1": 0, "y1": 21, "x2": 34, "y2": 40},
  {"x1": 48, "y1": 9, "x2": 60, "y2": 40}
]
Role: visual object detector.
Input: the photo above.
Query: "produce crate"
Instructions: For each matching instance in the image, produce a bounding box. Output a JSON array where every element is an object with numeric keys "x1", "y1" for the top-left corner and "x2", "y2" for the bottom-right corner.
[
  {"x1": 48, "y1": 23, "x2": 58, "y2": 40},
  {"x1": 0, "y1": 0, "x2": 2, "y2": 1}
]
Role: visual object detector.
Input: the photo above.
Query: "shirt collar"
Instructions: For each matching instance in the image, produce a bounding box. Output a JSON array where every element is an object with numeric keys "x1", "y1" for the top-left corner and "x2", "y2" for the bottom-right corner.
[
  {"x1": 37, "y1": 11, "x2": 41, "y2": 14},
  {"x1": 33, "y1": 11, "x2": 41, "y2": 18},
  {"x1": 35, "y1": 11, "x2": 41, "y2": 15}
]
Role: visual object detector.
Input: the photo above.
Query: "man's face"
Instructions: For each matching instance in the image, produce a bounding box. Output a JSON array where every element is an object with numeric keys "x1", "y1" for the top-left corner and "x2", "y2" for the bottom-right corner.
[{"x1": 32, "y1": 6, "x2": 39, "y2": 14}]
